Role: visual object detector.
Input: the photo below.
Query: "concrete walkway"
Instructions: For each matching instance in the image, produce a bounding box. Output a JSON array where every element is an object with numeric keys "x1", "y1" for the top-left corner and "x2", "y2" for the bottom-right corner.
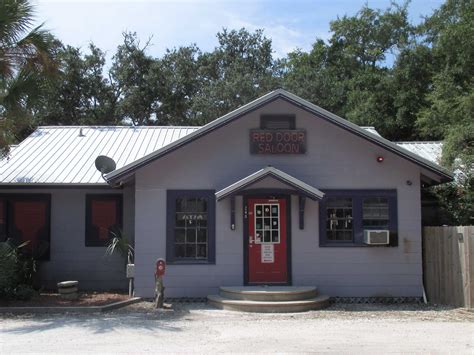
[{"x1": 0, "y1": 303, "x2": 473, "y2": 354}]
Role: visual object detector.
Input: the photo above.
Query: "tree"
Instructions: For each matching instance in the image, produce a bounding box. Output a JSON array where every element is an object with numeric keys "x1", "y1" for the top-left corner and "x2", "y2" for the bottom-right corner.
[
  {"x1": 192, "y1": 28, "x2": 280, "y2": 123},
  {"x1": 0, "y1": 0, "x2": 56, "y2": 156},
  {"x1": 282, "y1": 40, "x2": 348, "y2": 115},
  {"x1": 110, "y1": 32, "x2": 159, "y2": 126},
  {"x1": 283, "y1": 3, "x2": 413, "y2": 140},
  {"x1": 416, "y1": 0, "x2": 473, "y2": 173},
  {"x1": 152, "y1": 45, "x2": 202, "y2": 125},
  {"x1": 36, "y1": 44, "x2": 119, "y2": 126},
  {"x1": 416, "y1": 0, "x2": 474, "y2": 225}
]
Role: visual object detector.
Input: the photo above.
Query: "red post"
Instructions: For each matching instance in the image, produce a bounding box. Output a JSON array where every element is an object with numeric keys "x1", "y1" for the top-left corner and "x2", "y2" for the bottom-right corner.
[{"x1": 155, "y1": 258, "x2": 166, "y2": 308}]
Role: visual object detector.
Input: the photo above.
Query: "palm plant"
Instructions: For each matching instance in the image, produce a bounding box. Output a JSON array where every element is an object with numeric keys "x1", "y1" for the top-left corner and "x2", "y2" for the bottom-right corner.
[
  {"x1": 0, "y1": 0, "x2": 54, "y2": 79},
  {"x1": 105, "y1": 229, "x2": 134, "y2": 265},
  {"x1": 0, "y1": 0, "x2": 56, "y2": 156}
]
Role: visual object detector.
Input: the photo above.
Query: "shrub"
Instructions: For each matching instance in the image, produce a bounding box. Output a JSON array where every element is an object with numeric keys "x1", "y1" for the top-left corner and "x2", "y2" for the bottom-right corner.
[
  {"x1": 0, "y1": 239, "x2": 37, "y2": 300},
  {"x1": 14, "y1": 284, "x2": 35, "y2": 300}
]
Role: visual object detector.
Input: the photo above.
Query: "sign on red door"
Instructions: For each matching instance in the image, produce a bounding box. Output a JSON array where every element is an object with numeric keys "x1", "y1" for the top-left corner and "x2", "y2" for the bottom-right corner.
[{"x1": 248, "y1": 198, "x2": 288, "y2": 284}]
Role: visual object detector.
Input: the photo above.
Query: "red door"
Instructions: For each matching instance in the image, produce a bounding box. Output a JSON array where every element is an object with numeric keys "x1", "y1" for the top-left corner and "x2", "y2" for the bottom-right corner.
[{"x1": 248, "y1": 198, "x2": 288, "y2": 284}]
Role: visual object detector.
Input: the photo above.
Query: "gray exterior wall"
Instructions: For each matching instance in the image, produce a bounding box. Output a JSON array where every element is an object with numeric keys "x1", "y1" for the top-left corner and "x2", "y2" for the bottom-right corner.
[
  {"x1": 0, "y1": 186, "x2": 134, "y2": 290},
  {"x1": 133, "y1": 98, "x2": 424, "y2": 298}
]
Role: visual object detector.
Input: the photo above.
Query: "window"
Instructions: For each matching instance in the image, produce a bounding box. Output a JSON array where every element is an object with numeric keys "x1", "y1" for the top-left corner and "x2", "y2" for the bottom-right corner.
[
  {"x1": 326, "y1": 198, "x2": 353, "y2": 242},
  {"x1": 320, "y1": 190, "x2": 397, "y2": 247},
  {"x1": 0, "y1": 194, "x2": 51, "y2": 259},
  {"x1": 260, "y1": 115, "x2": 296, "y2": 130},
  {"x1": 254, "y1": 203, "x2": 280, "y2": 243},
  {"x1": 85, "y1": 194, "x2": 122, "y2": 247},
  {"x1": 167, "y1": 190, "x2": 215, "y2": 263},
  {"x1": 363, "y1": 197, "x2": 389, "y2": 228}
]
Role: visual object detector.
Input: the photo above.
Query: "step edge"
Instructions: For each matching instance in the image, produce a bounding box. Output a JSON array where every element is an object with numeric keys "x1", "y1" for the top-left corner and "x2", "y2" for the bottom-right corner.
[
  {"x1": 219, "y1": 287, "x2": 318, "y2": 296},
  {"x1": 208, "y1": 295, "x2": 330, "y2": 306}
]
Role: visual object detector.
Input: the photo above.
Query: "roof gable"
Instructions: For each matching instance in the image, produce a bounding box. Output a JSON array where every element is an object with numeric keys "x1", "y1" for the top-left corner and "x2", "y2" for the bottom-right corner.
[
  {"x1": 105, "y1": 89, "x2": 453, "y2": 184},
  {"x1": 216, "y1": 166, "x2": 325, "y2": 201}
]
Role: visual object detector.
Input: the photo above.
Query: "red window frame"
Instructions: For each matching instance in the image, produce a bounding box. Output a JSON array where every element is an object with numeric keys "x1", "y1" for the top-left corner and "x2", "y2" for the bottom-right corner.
[{"x1": 85, "y1": 194, "x2": 123, "y2": 247}]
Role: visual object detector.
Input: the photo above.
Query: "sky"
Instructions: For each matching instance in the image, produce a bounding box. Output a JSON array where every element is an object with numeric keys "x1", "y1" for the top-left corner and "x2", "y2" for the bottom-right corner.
[{"x1": 33, "y1": 0, "x2": 446, "y2": 60}]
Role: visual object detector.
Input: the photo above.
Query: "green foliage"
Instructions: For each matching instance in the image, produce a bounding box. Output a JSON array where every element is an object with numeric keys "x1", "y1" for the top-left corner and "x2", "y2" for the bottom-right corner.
[
  {"x1": 429, "y1": 176, "x2": 474, "y2": 225},
  {"x1": 0, "y1": 0, "x2": 57, "y2": 157},
  {"x1": 35, "y1": 43, "x2": 119, "y2": 126},
  {"x1": 191, "y1": 28, "x2": 280, "y2": 123},
  {"x1": 153, "y1": 45, "x2": 202, "y2": 125},
  {"x1": 0, "y1": 239, "x2": 37, "y2": 300},
  {"x1": 105, "y1": 229, "x2": 134, "y2": 265},
  {"x1": 111, "y1": 32, "x2": 158, "y2": 126}
]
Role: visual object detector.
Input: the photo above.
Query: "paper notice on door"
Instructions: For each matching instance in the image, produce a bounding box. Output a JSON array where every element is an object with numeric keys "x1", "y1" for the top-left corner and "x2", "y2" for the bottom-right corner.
[{"x1": 261, "y1": 244, "x2": 274, "y2": 263}]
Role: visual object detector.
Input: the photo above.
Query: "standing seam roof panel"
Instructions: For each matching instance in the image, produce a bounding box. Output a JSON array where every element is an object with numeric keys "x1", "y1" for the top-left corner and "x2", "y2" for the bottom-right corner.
[
  {"x1": 4, "y1": 128, "x2": 70, "y2": 183},
  {"x1": 78, "y1": 130, "x2": 118, "y2": 183},
  {"x1": 46, "y1": 128, "x2": 97, "y2": 183},
  {"x1": 67, "y1": 128, "x2": 119, "y2": 183}
]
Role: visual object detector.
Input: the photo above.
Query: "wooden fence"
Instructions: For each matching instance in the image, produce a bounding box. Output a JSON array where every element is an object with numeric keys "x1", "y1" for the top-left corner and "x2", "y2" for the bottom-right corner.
[{"x1": 423, "y1": 226, "x2": 474, "y2": 308}]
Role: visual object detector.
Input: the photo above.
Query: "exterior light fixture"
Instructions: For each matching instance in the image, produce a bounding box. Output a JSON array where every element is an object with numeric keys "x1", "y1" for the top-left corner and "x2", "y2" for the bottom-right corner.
[{"x1": 376, "y1": 156, "x2": 384, "y2": 163}]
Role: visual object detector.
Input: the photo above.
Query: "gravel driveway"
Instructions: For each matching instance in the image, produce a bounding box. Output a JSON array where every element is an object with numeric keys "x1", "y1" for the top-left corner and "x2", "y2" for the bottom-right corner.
[{"x1": 1, "y1": 302, "x2": 473, "y2": 354}]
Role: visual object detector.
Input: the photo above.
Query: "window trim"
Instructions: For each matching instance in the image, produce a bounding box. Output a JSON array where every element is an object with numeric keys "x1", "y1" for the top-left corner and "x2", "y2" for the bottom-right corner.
[
  {"x1": 85, "y1": 194, "x2": 123, "y2": 247},
  {"x1": 319, "y1": 190, "x2": 398, "y2": 247},
  {"x1": 0, "y1": 193, "x2": 51, "y2": 260},
  {"x1": 166, "y1": 190, "x2": 216, "y2": 264}
]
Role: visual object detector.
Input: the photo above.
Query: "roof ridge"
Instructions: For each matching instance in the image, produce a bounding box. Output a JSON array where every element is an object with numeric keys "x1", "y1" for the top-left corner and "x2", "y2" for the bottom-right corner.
[
  {"x1": 37, "y1": 125, "x2": 201, "y2": 129},
  {"x1": 396, "y1": 141, "x2": 444, "y2": 144}
]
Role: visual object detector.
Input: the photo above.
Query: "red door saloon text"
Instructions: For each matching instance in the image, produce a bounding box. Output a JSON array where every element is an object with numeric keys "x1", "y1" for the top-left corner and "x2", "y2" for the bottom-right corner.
[{"x1": 249, "y1": 130, "x2": 306, "y2": 154}]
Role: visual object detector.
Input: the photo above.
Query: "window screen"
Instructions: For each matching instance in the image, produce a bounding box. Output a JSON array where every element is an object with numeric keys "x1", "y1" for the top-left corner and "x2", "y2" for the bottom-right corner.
[
  {"x1": 166, "y1": 190, "x2": 215, "y2": 263},
  {"x1": 363, "y1": 197, "x2": 389, "y2": 228},
  {"x1": 326, "y1": 198, "x2": 353, "y2": 241},
  {"x1": 174, "y1": 197, "x2": 208, "y2": 259},
  {"x1": 260, "y1": 115, "x2": 296, "y2": 130},
  {"x1": 85, "y1": 194, "x2": 122, "y2": 247},
  {"x1": 6, "y1": 195, "x2": 51, "y2": 259}
]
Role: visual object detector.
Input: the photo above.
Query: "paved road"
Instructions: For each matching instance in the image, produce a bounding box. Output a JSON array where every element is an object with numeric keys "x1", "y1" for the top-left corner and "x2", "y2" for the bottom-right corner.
[{"x1": 1, "y1": 303, "x2": 473, "y2": 354}]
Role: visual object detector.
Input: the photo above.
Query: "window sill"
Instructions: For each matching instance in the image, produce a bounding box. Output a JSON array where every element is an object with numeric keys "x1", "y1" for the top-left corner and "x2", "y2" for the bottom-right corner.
[
  {"x1": 319, "y1": 242, "x2": 365, "y2": 248},
  {"x1": 319, "y1": 243, "x2": 394, "y2": 248},
  {"x1": 167, "y1": 260, "x2": 215, "y2": 265}
]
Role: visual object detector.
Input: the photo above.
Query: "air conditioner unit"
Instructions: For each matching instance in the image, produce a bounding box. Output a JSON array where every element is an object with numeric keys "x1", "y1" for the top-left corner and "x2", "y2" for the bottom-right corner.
[{"x1": 364, "y1": 230, "x2": 390, "y2": 245}]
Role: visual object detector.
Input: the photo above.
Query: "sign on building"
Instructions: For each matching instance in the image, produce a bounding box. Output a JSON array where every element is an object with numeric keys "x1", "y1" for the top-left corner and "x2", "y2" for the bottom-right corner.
[{"x1": 250, "y1": 130, "x2": 306, "y2": 154}]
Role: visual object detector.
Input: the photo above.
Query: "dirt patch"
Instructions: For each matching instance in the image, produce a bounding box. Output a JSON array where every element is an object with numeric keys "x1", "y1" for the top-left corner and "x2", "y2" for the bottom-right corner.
[{"x1": 0, "y1": 292, "x2": 129, "y2": 307}]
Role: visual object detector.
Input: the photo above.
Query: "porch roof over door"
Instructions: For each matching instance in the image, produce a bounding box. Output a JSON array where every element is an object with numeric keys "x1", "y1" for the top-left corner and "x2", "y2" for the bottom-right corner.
[{"x1": 215, "y1": 166, "x2": 325, "y2": 201}]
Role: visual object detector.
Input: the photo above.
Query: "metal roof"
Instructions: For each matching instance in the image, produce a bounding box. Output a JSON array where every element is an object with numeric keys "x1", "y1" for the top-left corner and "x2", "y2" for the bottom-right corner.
[
  {"x1": 0, "y1": 126, "x2": 198, "y2": 185},
  {"x1": 215, "y1": 166, "x2": 325, "y2": 201},
  {"x1": 396, "y1": 141, "x2": 443, "y2": 165},
  {"x1": 105, "y1": 89, "x2": 453, "y2": 184},
  {"x1": 0, "y1": 124, "x2": 387, "y2": 186}
]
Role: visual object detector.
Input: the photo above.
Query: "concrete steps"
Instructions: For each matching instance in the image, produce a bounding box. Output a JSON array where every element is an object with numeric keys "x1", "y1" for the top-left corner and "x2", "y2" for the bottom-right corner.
[{"x1": 207, "y1": 286, "x2": 330, "y2": 313}]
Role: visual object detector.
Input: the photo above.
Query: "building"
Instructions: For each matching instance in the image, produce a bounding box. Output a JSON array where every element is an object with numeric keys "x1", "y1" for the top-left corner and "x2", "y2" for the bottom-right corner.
[{"x1": 0, "y1": 90, "x2": 452, "y2": 298}]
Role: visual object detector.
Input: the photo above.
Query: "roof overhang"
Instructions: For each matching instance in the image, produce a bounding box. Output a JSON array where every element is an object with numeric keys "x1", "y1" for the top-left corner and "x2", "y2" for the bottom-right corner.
[
  {"x1": 215, "y1": 166, "x2": 325, "y2": 201},
  {"x1": 0, "y1": 183, "x2": 114, "y2": 189}
]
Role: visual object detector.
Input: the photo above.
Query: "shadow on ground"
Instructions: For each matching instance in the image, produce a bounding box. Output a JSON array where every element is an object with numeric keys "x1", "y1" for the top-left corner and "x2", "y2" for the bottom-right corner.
[{"x1": 1, "y1": 301, "x2": 471, "y2": 335}]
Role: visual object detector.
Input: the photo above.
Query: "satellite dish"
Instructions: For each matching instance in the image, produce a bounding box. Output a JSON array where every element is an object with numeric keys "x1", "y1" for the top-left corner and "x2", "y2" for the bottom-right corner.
[{"x1": 95, "y1": 155, "x2": 116, "y2": 177}]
